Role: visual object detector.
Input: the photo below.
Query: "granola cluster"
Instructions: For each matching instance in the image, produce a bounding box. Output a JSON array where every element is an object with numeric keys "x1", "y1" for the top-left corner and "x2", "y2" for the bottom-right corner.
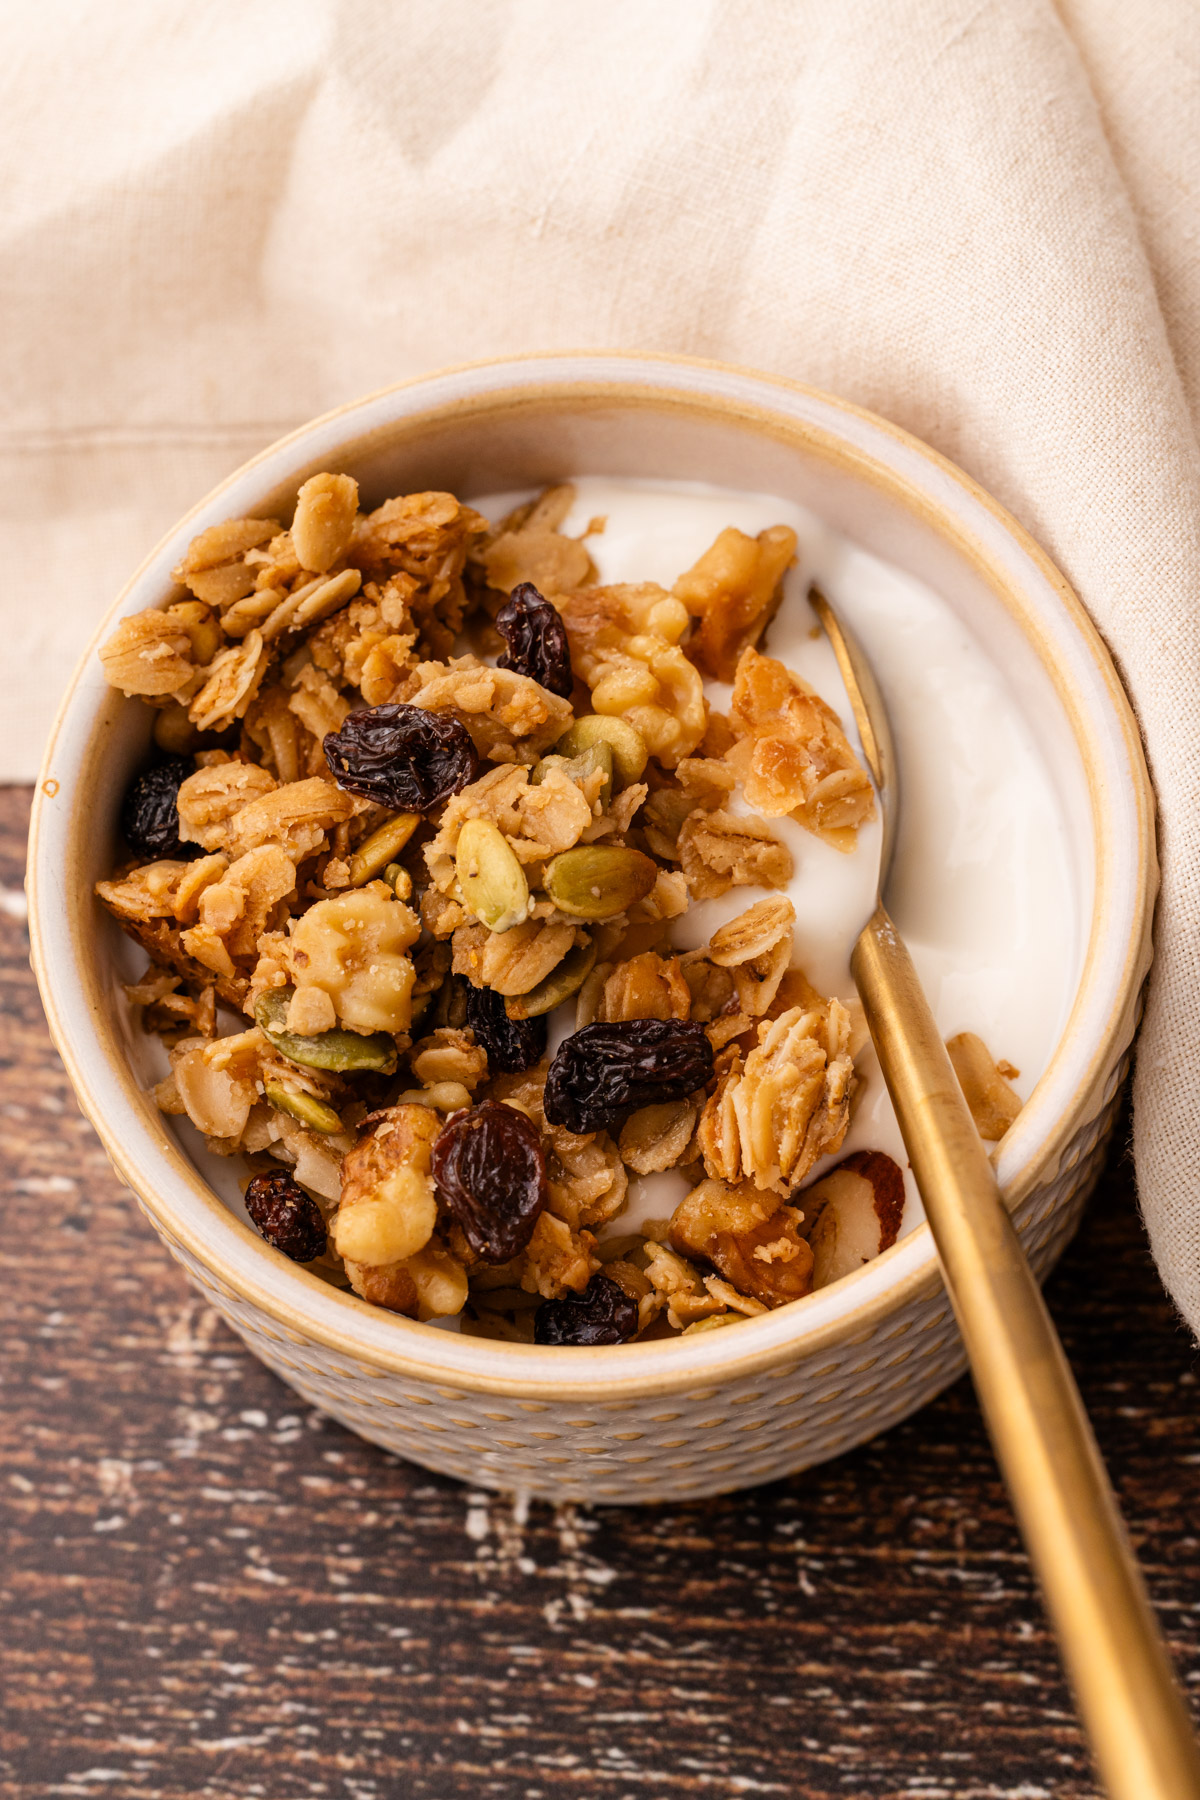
[{"x1": 96, "y1": 476, "x2": 1022, "y2": 1344}]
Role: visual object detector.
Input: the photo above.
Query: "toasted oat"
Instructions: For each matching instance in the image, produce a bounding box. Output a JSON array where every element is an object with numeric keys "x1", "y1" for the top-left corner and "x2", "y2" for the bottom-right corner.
[
  {"x1": 698, "y1": 999, "x2": 854, "y2": 1195},
  {"x1": 678, "y1": 808, "x2": 793, "y2": 900},
  {"x1": 99, "y1": 611, "x2": 198, "y2": 699},
  {"x1": 947, "y1": 1031, "x2": 1022, "y2": 1140},
  {"x1": 728, "y1": 646, "x2": 875, "y2": 848}
]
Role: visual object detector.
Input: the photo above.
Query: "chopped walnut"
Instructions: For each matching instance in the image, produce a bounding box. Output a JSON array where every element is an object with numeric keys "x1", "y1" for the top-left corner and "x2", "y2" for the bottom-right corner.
[
  {"x1": 728, "y1": 646, "x2": 876, "y2": 849},
  {"x1": 289, "y1": 885, "x2": 419, "y2": 1033},
  {"x1": 947, "y1": 1032, "x2": 1022, "y2": 1141},
  {"x1": 673, "y1": 524, "x2": 797, "y2": 680},
  {"x1": 558, "y1": 583, "x2": 706, "y2": 768},
  {"x1": 335, "y1": 1104, "x2": 440, "y2": 1268},
  {"x1": 669, "y1": 1177, "x2": 813, "y2": 1307},
  {"x1": 698, "y1": 998, "x2": 854, "y2": 1195}
]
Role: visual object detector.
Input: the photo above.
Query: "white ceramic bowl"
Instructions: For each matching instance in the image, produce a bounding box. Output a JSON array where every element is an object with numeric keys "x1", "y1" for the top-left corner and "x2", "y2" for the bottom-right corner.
[{"x1": 29, "y1": 353, "x2": 1155, "y2": 1504}]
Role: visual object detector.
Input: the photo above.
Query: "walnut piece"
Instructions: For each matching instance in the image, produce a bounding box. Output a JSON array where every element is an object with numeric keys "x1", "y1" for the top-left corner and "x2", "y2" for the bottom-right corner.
[
  {"x1": 559, "y1": 583, "x2": 706, "y2": 768},
  {"x1": 673, "y1": 524, "x2": 797, "y2": 681},
  {"x1": 335, "y1": 1104, "x2": 440, "y2": 1268},
  {"x1": 669, "y1": 1177, "x2": 813, "y2": 1308},
  {"x1": 289, "y1": 884, "x2": 419, "y2": 1033}
]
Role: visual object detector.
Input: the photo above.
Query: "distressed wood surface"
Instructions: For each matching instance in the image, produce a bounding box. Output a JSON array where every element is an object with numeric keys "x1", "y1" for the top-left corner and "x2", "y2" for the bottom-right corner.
[{"x1": 2, "y1": 781, "x2": 1198, "y2": 1800}]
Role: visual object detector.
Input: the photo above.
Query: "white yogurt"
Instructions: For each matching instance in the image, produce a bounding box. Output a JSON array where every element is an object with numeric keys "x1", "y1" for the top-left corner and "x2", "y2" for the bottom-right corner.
[{"x1": 473, "y1": 478, "x2": 1079, "y2": 1239}]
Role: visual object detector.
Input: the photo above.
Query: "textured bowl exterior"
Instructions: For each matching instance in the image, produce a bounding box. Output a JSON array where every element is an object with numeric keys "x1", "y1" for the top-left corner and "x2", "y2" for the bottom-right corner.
[
  {"x1": 30, "y1": 353, "x2": 1155, "y2": 1504},
  {"x1": 114, "y1": 1069, "x2": 1124, "y2": 1504}
]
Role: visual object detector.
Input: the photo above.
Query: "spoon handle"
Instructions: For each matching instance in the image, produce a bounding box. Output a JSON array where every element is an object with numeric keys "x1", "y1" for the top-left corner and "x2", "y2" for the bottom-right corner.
[{"x1": 852, "y1": 902, "x2": 1200, "y2": 1800}]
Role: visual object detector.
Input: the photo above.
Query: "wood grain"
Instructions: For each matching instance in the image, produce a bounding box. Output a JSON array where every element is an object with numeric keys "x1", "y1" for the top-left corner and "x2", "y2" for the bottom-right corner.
[{"x1": 2, "y1": 781, "x2": 1198, "y2": 1800}]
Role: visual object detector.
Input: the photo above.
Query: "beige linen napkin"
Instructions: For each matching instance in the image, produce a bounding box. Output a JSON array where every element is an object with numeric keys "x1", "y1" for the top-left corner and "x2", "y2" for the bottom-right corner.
[{"x1": 4, "y1": 0, "x2": 1199, "y2": 1326}]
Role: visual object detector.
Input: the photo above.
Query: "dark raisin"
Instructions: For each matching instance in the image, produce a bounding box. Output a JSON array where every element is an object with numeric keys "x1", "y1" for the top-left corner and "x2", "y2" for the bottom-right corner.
[
  {"x1": 534, "y1": 1274, "x2": 639, "y2": 1346},
  {"x1": 464, "y1": 982, "x2": 548, "y2": 1075},
  {"x1": 431, "y1": 1100, "x2": 546, "y2": 1262},
  {"x1": 495, "y1": 581, "x2": 573, "y2": 698},
  {"x1": 119, "y1": 757, "x2": 200, "y2": 860},
  {"x1": 543, "y1": 1018, "x2": 714, "y2": 1135},
  {"x1": 324, "y1": 704, "x2": 480, "y2": 811},
  {"x1": 244, "y1": 1170, "x2": 327, "y2": 1263}
]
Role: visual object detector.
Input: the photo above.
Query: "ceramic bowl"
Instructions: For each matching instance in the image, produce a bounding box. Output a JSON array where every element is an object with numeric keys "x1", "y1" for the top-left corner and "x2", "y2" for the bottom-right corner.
[{"x1": 28, "y1": 352, "x2": 1155, "y2": 1504}]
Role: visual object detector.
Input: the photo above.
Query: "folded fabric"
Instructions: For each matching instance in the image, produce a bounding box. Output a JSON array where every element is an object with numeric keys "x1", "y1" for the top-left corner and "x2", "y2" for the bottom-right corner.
[{"x1": 4, "y1": 0, "x2": 1198, "y2": 1330}]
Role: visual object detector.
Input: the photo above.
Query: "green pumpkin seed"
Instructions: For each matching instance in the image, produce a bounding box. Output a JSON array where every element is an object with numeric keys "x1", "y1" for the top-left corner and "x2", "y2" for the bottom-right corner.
[
  {"x1": 455, "y1": 818, "x2": 530, "y2": 932},
  {"x1": 347, "y1": 812, "x2": 420, "y2": 886},
  {"x1": 531, "y1": 740, "x2": 614, "y2": 807},
  {"x1": 263, "y1": 1081, "x2": 344, "y2": 1135},
  {"x1": 504, "y1": 937, "x2": 598, "y2": 1019},
  {"x1": 543, "y1": 845, "x2": 658, "y2": 920},
  {"x1": 254, "y1": 986, "x2": 398, "y2": 1075},
  {"x1": 382, "y1": 860, "x2": 412, "y2": 898},
  {"x1": 554, "y1": 715, "x2": 648, "y2": 789}
]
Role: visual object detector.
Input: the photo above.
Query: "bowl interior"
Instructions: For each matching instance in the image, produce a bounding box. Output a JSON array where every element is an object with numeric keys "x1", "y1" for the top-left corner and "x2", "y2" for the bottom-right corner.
[{"x1": 29, "y1": 356, "x2": 1152, "y2": 1397}]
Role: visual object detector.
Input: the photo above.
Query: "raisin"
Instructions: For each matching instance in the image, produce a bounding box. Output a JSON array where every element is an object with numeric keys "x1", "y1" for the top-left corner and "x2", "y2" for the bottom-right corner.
[
  {"x1": 495, "y1": 581, "x2": 573, "y2": 698},
  {"x1": 119, "y1": 757, "x2": 200, "y2": 860},
  {"x1": 544, "y1": 1019, "x2": 714, "y2": 1135},
  {"x1": 534, "y1": 1274, "x2": 639, "y2": 1346},
  {"x1": 431, "y1": 1100, "x2": 546, "y2": 1262},
  {"x1": 324, "y1": 704, "x2": 480, "y2": 811},
  {"x1": 464, "y1": 982, "x2": 547, "y2": 1075},
  {"x1": 244, "y1": 1170, "x2": 327, "y2": 1263}
]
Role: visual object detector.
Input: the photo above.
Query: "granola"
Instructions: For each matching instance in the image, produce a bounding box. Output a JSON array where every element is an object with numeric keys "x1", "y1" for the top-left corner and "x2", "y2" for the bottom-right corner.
[{"x1": 96, "y1": 474, "x2": 1021, "y2": 1344}]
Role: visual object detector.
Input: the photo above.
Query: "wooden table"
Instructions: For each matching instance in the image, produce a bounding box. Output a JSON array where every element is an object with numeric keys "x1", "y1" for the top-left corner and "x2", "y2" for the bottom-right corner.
[{"x1": 3, "y1": 781, "x2": 1198, "y2": 1800}]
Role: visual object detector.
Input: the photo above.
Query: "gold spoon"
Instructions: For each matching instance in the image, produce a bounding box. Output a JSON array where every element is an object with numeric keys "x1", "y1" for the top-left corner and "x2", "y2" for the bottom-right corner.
[{"x1": 811, "y1": 585, "x2": 1200, "y2": 1800}]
